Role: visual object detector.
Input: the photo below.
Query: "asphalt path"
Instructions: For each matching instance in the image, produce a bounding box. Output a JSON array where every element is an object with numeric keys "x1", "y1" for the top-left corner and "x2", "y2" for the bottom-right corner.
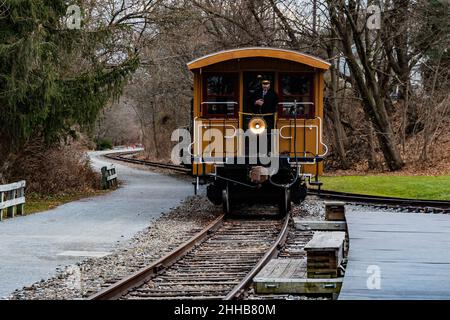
[{"x1": 0, "y1": 149, "x2": 193, "y2": 298}]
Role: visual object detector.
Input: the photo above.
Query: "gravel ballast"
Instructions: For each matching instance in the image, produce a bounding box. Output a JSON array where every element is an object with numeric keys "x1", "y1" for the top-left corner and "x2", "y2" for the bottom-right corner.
[
  {"x1": 9, "y1": 196, "x2": 220, "y2": 300},
  {"x1": 8, "y1": 192, "x2": 418, "y2": 300}
]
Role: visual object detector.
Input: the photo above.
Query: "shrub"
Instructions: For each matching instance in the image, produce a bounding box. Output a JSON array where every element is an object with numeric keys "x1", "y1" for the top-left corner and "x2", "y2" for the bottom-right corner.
[
  {"x1": 5, "y1": 140, "x2": 100, "y2": 196},
  {"x1": 96, "y1": 138, "x2": 113, "y2": 150}
]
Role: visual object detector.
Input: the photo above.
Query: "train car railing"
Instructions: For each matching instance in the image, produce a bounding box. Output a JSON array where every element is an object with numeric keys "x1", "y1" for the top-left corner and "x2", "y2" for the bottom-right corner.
[
  {"x1": 0, "y1": 180, "x2": 26, "y2": 221},
  {"x1": 278, "y1": 116, "x2": 328, "y2": 159}
]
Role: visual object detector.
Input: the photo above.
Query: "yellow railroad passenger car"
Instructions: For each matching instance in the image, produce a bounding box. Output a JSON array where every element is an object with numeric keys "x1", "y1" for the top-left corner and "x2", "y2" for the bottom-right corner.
[{"x1": 187, "y1": 47, "x2": 330, "y2": 215}]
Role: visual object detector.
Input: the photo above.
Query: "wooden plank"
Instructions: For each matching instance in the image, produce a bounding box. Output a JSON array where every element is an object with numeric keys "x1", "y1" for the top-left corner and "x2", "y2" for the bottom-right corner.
[
  {"x1": 307, "y1": 272, "x2": 339, "y2": 278},
  {"x1": 264, "y1": 259, "x2": 293, "y2": 279},
  {"x1": 294, "y1": 218, "x2": 346, "y2": 231},
  {"x1": 325, "y1": 201, "x2": 346, "y2": 221},
  {"x1": 285, "y1": 259, "x2": 306, "y2": 278},
  {"x1": 106, "y1": 174, "x2": 118, "y2": 181},
  {"x1": 255, "y1": 276, "x2": 343, "y2": 295},
  {"x1": 0, "y1": 180, "x2": 26, "y2": 192},
  {"x1": 324, "y1": 201, "x2": 346, "y2": 206},
  {"x1": 255, "y1": 259, "x2": 307, "y2": 280},
  {"x1": 0, "y1": 197, "x2": 26, "y2": 210},
  {"x1": 304, "y1": 231, "x2": 346, "y2": 250},
  {"x1": 339, "y1": 211, "x2": 450, "y2": 300}
]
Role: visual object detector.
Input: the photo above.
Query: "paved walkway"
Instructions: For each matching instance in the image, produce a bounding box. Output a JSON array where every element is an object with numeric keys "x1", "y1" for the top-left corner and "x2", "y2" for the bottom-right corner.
[
  {"x1": 0, "y1": 150, "x2": 193, "y2": 298},
  {"x1": 339, "y1": 211, "x2": 450, "y2": 300}
]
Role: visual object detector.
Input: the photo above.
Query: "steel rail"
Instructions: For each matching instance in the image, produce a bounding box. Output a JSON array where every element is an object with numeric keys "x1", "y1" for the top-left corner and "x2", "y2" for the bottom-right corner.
[
  {"x1": 104, "y1": 152, "x2": 191, "y2": 173},
  {"x1": 105, "y1": 152, "x2": 449, "y2": 210},
  {"x1": 308, "y1": 189, "x2": 450, "y2": 210},
  {"x1": 88, "y1": 214, "x2": 225, "y2": 300},
  {"x1": 224, "y1": 214, "x2": 291, "y2": 300}
]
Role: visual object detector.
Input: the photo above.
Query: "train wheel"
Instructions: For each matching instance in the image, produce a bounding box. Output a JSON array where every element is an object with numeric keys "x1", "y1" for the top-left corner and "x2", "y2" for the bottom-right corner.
[
  {"x1": 292, "y1": 183, "x2": 307, "y2": 204},
  {"x1": 222, "y1": 184, "x2": 231, "y2": 215},
  {"x1": 279, "y1": 188, "x2": 291, "y2": 216}
]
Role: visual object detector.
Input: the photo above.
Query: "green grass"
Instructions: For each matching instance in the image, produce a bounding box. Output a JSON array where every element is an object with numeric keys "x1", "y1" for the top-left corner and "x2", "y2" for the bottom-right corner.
[
  {"x1": 315, "y1": 175, "x2": 450, "y2": 200},
  {"x1": 25, "y1": 190, "x2": 110, "y2": 215}
]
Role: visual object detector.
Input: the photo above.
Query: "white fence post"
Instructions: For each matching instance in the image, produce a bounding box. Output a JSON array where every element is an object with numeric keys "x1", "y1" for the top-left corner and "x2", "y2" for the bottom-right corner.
[
  {"x1": 7, "y1": 188, "x2": 16, "y2": 218},
  {"x1": 0, "y1": 190, "x2": 4, "y2": 221},
  {"x1": 17, "y1": 185, "x2": 25, "y2": 216},
  {"x1": 0, "y1": 180, "x2": 26, "y2": 221}
]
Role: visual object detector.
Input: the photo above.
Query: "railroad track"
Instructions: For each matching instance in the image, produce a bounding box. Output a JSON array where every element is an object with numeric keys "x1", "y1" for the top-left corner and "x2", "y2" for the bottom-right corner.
[
  {"x1": 308, "y1": 189, "x2": 450, "y2": 213},
  {"x1": 104, "y1": 151, "x2": 191, "y2": 174},
  {"x1": 88, "y1": 214, "x2": 290, "y2": 300},
  {"x1": 105, "y1": 151, "x2": 449, "y2": 212}
]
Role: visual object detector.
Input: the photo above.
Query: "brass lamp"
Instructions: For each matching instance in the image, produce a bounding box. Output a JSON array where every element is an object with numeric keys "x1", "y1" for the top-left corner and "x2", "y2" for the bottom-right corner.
[{"x1": 248, "y1": 117, "x2": 267, "y2": 135}]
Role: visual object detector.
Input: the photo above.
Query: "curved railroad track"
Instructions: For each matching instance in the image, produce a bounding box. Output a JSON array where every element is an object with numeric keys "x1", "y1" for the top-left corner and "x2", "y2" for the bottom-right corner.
[
  {"x1": 105, "y1": 150, "x2": 449, "y2": 213},
  {"x1": 104, "y1": 151, "x2": 191, "y2": 173},
  {"x1": 308, "y1": 189, "x2": 450, "y2": 213},
  {"x1": 88, "y1": 214, "x2": 290, "y2": 300}
]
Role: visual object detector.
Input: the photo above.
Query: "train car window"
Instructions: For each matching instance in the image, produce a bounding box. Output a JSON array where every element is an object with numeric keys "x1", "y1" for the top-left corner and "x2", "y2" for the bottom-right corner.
[
  {"x1": 278, "y1": 73, "x2": 314, "y2": 119},
  {"x1": 202, "y1": 73, "x2": 238, "y2": 118}
]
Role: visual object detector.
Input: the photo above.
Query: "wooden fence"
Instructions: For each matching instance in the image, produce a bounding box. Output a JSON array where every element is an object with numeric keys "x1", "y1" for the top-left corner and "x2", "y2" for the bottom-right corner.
[
  {"x1": 0, "y1": 180, "x2": 26, "y2": 221},
  {"x1": 101, "y1": 165, "x2": 118, "y2": 189}
]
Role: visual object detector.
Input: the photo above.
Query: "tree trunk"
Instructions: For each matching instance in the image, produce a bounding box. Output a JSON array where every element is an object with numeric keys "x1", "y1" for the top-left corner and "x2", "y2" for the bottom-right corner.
[
  {"x1": 150, "y1": 101, "x2": 160, "y2": 159},
  {"x1": 0, "y1": 139, "x2": 13, "y2": 183},
  {"x1": 327, "y1": 44, "x2": 350, "y2": 169},
  {"x1": 367, "y1": 122, "x2": 377, "y2": 170},
  {"x1": 327, "y1": 0, "x2": 404, "y2": 171}
]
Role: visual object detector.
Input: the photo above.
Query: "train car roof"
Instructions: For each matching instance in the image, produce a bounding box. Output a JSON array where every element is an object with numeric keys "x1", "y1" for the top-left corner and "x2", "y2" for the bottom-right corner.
[{"x1": 187, "y1": 47, "x2": 331, "y2": 71}]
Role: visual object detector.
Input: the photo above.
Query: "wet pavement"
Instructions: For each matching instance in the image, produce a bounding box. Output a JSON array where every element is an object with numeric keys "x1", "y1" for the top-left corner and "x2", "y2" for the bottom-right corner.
[{"x1": 0, "y1": 149, "x2": 193, "y2": 298}]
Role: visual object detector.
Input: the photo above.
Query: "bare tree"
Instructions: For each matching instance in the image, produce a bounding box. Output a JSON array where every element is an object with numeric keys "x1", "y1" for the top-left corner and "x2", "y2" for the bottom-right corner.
[{"x1": 88, "y1": 0, "x2": 449, "y2": 171}]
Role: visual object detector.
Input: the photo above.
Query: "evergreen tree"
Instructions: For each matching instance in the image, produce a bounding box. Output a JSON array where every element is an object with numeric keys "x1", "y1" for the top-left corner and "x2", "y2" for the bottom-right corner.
[{"x1": 0, "y1": 0, "x2": 139, "y2": 170}]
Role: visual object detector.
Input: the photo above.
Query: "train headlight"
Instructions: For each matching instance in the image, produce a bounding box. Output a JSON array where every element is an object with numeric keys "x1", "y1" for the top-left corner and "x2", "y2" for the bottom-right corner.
[{"x1": 249, "y1": 117, "x2": 267, "y2": 135}]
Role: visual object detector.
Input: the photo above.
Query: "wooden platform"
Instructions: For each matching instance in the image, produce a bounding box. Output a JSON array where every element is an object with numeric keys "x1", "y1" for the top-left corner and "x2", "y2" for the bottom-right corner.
[
  {"x1": 254, "y1": 259, "x2": 343, "y2": 295},
  {"x1": 339, "y1": 211, "x2": 450, "y2": 300},
  {"x1": 304, "y1": 231, "x2": 346, "y2": 278}
]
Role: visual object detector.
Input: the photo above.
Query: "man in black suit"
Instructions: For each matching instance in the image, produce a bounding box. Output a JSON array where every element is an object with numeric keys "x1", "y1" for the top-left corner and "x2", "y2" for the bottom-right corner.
[
  {"x1": 251, "y1": 79, "x2": 279, "y2": 114},
  {"x1": 248, "y1": 79, "x2": 278, "y2": 157}
]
